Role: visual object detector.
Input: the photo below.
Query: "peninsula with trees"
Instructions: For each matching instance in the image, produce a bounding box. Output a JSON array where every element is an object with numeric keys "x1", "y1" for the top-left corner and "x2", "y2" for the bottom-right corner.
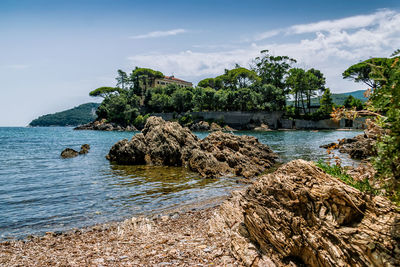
[{"x1": 73, "y1": 50, "x2": 367, "y2": 131}]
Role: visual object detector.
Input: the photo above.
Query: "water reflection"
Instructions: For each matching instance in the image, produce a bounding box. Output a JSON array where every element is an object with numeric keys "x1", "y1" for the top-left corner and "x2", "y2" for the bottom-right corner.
[{"x1": 106, "y1": 164, "x2": 232, "y2": 201}]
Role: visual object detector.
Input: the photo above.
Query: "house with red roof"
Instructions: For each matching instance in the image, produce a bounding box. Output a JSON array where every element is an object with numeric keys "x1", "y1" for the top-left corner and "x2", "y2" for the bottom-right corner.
[{"x1": 153, "y1": 75, "x2": 193, "y2": 88}]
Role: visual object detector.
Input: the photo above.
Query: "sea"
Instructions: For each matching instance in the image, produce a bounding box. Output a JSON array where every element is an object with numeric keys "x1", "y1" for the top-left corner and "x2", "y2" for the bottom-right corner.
[{"x1": 0, "y1": 127, "x2": 361, "y2": 240}]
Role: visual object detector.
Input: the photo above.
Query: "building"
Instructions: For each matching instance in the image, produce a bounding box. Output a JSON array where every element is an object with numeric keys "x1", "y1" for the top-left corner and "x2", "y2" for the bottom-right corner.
[{"x1": 153, "y1": 76, "x2": 193, "y2": 88}]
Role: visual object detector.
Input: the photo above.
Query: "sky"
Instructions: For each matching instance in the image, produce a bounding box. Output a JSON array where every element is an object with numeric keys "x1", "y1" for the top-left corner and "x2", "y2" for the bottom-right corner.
[{"x1": 0, "y1": 0, "x2": 399, "y2": 126}]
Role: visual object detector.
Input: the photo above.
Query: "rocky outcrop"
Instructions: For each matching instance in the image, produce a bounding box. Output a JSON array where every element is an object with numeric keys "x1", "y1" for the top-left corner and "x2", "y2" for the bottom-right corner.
[
  {"x1": 254, "y1": 123, "x2": 271, "y2": 131},
  {"x1": 61, "y1": 148, "x2": 79, "y2": 158},
  {"x1": 61, "y1": 144, "x2": 91, "y2": 158},
  {"x1": 190, "y1": 121, "x2": 210, "y2": 131},
  {"x1": 321, "y1": 133, "x2": 376, "y2": 160},
  {"x1": 107, "y1": 116, "x2": 277, "y2": 178},
  {"x1": 212, "y1": 160, "x2": 400, "y2": 266},
  {"x1": 74, "y1": 119, "x2": 138, "y2": 132},
  {"x1": 79, "y1": 144, "x2": 90, "y2": 154}
]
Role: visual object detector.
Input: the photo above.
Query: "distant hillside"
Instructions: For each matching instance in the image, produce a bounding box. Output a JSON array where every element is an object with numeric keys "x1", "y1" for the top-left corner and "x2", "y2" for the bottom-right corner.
[
  {"x1": 29, "y1": 103, "x2": 100, "y2": 127},
  {"x1": 288, "y1": 90, "x2": 367, "y2": 106}
]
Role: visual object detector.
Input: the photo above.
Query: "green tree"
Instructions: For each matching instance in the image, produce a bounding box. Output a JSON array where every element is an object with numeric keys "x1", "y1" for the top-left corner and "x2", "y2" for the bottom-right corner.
[
  {"x1": 116, "y1": 69, "x2": 128, "y2": 89},
  {"x1": 171, "y1": 87, "x2": 194, "y2": 112},
  {"x1": 343, "y1": 95, "x2": 364, "y2": 110},
  {"x1": 89, "y1": 87, "x2": 123, "y2": 98},
  {"x1": 129, "y1": 67, "x2": 164, "y2": 96},
  {"x1": 318, "y1": 88, "x2": 334, "y2": 116}
]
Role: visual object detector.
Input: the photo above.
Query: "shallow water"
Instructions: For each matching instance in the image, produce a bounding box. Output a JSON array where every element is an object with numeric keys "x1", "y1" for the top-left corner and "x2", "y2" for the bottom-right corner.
[{"x1": 0, "y1": 127, "x2": 361, "y2": 239}]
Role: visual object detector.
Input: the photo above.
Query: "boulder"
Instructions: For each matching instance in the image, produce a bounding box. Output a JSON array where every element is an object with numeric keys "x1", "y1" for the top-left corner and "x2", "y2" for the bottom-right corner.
[
  {"x1": 254, "y1": 123, "x2": 271, "y2": 131},
  {"x1": 79, "y1": 144, "x2": 90, "y2": 154},
  {"x1": 61, "y1": 148, "x2": 79, "y2": 158},
  {"x1": 210, "y1": 122, "x2": 223, "y2": 131},
  {"x1": 190, "y1": 121, "x2": 210, "y2": 131},
  {"x1": 213, "y1": 160, "x2": 400, "y2": 266},
  {"x1": 107, "y1": 116, "x2": 278, "y2": 178}
]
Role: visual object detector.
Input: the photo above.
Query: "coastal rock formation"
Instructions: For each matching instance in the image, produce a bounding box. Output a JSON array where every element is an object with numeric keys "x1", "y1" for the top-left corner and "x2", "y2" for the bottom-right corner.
[
  {"x1": 74, "y1": 119, "x2": 138, "y2": 132},
  {"x1": 254, "y1": 123, "x2": 271, "y2": 131},
  {"x1": 321, "y1": 133, "x2": 376, "y2": 160},
  {"x1": 61, "y1": 148, "x2": 79, "y2": 158},
  {"x1": 61, "y1": 144, "x2": 91, "y2": 158},
  {"x1": 79, "y1": 144, "x2": 90, "y2": 154},
  {"x1": 190, "y1": 121, "x2": 210, "y2": 131},
  {"x1": 212, "y1": 160, "x2": 400, "y2": 266},
  {"x1": 107, "y1": 116, "x2": 277, "y2": 178}
]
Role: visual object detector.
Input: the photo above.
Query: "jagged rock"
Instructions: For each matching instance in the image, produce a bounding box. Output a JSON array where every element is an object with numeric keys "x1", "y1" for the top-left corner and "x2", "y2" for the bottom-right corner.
[
  {"x1": 79, "y1": 144, "x2": 90, "y2": 154},
  {"x1": 319, "y1": 142, "x2": 337, "y2": 149},
  {"x1": 223, "y1": 125, "x2": 236, "y2": 132},
  {"x1": 214, "y1": 160, "x2": 400, "y2": 266},
  {"x1": 74, "y1": 119, "x2": 138, "y2": 132},
  {"x1": 107, "y1": 116, "x2": 277, "y2": 178},
  {"x1": 210, "y1": 122, "x2": 223, "y2": 131},
  {"x1": 190, "y1": 121, "x2": 210, "y2": 131},
  {"x1": 320, "y1": 132, "x2": 376, "y2": 159},
  {"x1": 61, "y1": 148, "x2": 79, "y2": 158},
  {"x1": 338, "y1": 134, "x2": 376, "y2": 159},
  {"x1": 254, "y1": 123, "x2": 271, "y2": 131}
]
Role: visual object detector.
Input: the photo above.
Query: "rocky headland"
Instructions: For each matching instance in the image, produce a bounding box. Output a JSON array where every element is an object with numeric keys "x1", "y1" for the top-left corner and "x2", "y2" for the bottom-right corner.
[
  {"x1": 74, "y1": 119, "x2": 138, "y2": 131},
  {"x1": 106, "y1": 116, "x2": 278, "y2": 178}
]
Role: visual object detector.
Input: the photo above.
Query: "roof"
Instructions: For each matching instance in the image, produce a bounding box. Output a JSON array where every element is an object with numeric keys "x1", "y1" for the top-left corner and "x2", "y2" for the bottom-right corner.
[{"x1": 164, "y1": 76, "x2": 192, "y2": 84}]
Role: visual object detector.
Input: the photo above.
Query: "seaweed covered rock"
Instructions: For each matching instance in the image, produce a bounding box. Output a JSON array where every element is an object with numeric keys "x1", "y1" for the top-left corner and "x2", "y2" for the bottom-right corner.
[
  {"x1": 107, "y1": 116, "x2": 277, "y2": 178},
  {"x1": 213, "y1": 160, "x2": 400, "y2": 266},
  {"x1": 61, "y1": 148, "x2": 79, "y2": 158}
]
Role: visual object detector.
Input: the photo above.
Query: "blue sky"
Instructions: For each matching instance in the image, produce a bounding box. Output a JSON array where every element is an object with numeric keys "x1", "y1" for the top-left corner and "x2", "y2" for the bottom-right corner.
[{"x1": 1, "y1": 0, "x2": 399, "y2": 126}]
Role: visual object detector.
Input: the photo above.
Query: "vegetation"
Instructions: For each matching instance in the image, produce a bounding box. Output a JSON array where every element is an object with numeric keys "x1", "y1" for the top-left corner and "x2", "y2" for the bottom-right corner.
[
  {"x1": 316, "y1": 160, "x2": 376, "y2": 194},
  {"x1": 335, "y1": 51, "x2": 400, "y2": 203},
  {"x1": 29, "y1": 103, "x2": 100, "y2": 126},
  {"x1": 89, "y1": 50, "x2": 336, "y2": 127}
]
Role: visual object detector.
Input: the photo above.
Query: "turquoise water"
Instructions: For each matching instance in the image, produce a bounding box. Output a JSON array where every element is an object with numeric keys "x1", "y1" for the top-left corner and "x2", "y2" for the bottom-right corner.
[{"x1": 0, "y1": 127, "x2": 361, "y2": 240}]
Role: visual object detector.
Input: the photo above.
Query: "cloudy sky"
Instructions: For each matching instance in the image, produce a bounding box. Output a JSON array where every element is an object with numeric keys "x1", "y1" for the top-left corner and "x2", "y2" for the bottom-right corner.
[{"x1": 1, "y1": 0, "x2": 399, "y2": 126}]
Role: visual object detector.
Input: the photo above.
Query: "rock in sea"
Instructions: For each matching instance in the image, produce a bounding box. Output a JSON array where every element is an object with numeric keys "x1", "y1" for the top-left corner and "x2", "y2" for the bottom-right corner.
[
  {"x1": 106, "y1": 116, "x2": 278, "y2": 178},
  {"x1": 61, "y1": 148, "x2": 79, "y2": 158}
]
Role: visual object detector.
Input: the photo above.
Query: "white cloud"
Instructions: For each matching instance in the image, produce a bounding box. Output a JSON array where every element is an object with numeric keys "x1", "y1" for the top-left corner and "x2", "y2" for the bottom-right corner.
[
  {"x1": 127, "y1": 9, "x2": 400, "y2": 92},
  {"x1": 129, "y1": 29, "x2": 187, "y2": 39},
  {"x1": 253, "y1": 30, "x2": 281, "y2": 41},
  {"x1": 289, "y1": 9, "x2": 394, "y2": 34}
]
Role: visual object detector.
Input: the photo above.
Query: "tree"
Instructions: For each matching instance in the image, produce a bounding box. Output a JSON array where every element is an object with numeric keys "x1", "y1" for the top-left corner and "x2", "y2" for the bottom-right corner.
[
  {"x1": 89, "y1": 87, "x2": 123, "y2": 98},
  {"x1": 342, "y1": 57, "x2": 398, "y2": 89},
  {"x1": 318, "y1": 88, "x2": 334, "y2": 116},
  {"x1": 252, "y1": 50, "x2": 296, "y2": 89},
  {"x1": 286, "y1": 68, "x2": 307, "y2": 113},
  {"x1": 171, "y1": 87, "x2": 194, "y2": 112},
  {"x1": 116, "y1": 69, "x2": 128, "y2": 90},
  {"x1": 343, "y1": 95, "x2": 364, "y2": 110},
  {"x1": 129, "y1": 67, "x2": 164, "y2": 96}
]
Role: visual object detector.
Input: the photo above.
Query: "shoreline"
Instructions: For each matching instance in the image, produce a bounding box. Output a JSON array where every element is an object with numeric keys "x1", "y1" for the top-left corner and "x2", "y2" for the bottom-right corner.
[{"x1": 0, "y1": 196, "x2": 241, "y2": 266}]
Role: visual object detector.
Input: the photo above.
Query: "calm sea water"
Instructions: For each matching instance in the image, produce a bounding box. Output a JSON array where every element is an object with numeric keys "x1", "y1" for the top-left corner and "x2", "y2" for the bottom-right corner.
[{"x1": 0, "y1": 127, "x2": 361, "y2": 240}]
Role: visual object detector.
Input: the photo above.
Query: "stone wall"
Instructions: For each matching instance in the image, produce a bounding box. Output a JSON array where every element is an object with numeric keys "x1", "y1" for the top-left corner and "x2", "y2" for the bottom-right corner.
[{"x1": 150, "y1": 112, "x2": 366, "y2": 130}]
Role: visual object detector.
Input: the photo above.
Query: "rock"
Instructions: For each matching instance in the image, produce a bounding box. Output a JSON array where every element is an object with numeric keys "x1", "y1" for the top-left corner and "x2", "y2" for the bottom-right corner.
[
  {"x1": 338, "y1": 134, "x2": 376, "y2": 159},
  {"x1": 74, "y1": 119, "x2": 138, "y2": 132},
  {"x1": 215, "y1": 160, "x2": 400, "y2": 266},
  {"x1": 107, "y1": 116, "x2": 277, "y2": 178},
  {"x1": 319, "y1": 142, "x2": 337, "y2": 149},
  {"x1": 254, "y1": 123, "x2": 271, "y2": 131},
  {"x1": 125, "y1": 125, "x2": 138, "y2": 131},
  {"x1": 61, "y1": 148, "x2": 79, "y2": 158},
  {"x1": 190, "y1": 121, "x2": 210, "y2": 131},
  {"x1": 223, "y1": 125, "x2": 236, "y2": 132},
  {"x1": 79, "y1": 144, "x2": 90, "y2": 154},
  {"x1": 210, "y1": 122, "x2": 223, "y2": 131}
]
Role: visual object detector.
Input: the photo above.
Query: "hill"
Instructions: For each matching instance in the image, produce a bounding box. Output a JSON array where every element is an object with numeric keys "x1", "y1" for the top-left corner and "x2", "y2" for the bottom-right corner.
[
  {"x1": 29, "y1": 103, "x2": 100, "y2": 127},
  {"x1": 288, "y1": 90, "x2": 367, "y2": 107}
]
